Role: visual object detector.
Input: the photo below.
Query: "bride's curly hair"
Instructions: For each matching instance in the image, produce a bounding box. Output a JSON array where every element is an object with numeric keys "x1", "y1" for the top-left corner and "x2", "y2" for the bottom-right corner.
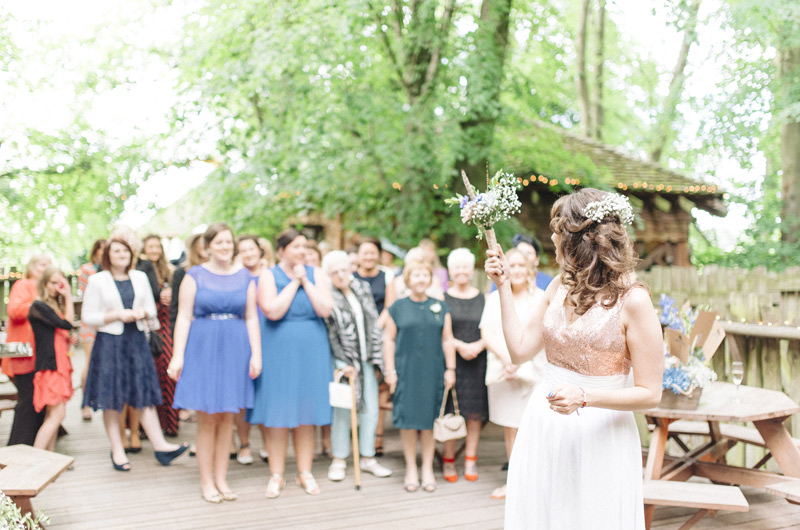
[{"x1": 549, "y1": 188, "x2": 644, "y2": 315}]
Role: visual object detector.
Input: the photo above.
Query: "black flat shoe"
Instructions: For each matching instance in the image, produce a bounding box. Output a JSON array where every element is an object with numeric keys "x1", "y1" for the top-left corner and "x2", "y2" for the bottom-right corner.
[
  {"x1": 125, "y1": 446, "x2": 142, "y2": 454},
  {"x1": 155, "y1": 443, "x2": 190, "y2": 466},
  {"x1": 111, "y1": 452, "x2": 131, "y2": 472}
]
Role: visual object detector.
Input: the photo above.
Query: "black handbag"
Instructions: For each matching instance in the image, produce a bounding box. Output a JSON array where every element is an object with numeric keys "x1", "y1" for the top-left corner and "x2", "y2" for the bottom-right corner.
[{"x1": 142, "y1": 317, "x2": 164, "y2": 358}]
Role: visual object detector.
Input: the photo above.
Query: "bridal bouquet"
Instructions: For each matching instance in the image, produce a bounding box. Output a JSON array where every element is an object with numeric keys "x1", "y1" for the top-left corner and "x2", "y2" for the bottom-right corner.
[{"x1": 445, "y1": 170, "x2": 522, "y2": 249}]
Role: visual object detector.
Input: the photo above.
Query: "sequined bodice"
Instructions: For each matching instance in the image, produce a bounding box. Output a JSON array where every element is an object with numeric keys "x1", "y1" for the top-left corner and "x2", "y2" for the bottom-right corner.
[{"x1": 542, "y1": 285, "x2": 632, "y2": 376}]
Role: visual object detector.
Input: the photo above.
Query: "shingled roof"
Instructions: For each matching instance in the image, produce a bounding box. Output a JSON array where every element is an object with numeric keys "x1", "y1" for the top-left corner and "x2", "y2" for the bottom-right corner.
[{"x1": 509, "y1": 120, "x2": 727, "y2": 216}]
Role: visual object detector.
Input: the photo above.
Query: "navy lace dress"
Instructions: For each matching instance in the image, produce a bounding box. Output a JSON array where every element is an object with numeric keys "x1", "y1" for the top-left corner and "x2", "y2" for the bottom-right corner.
[{"x1": 83, "y1": 279, "x2": 162, "y2": 411}]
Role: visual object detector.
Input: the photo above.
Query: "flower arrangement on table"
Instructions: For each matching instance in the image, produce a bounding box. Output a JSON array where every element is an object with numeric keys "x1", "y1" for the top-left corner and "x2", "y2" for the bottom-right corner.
[
  {"x1": 658, "y1": 295, "x2": 724, "y2": 408},
  {"x1": 444, "y1": 170, "x2": 522, "y2": 250}
]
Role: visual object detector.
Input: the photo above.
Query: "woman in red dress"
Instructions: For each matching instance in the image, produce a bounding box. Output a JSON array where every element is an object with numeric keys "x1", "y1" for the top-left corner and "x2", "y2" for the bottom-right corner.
[
  {"x1": 4, "y1": 254, "x2": 52, "y2": 446},
  {"x1": 30, "y1": 267, "x2": 76, "y2": 451}
]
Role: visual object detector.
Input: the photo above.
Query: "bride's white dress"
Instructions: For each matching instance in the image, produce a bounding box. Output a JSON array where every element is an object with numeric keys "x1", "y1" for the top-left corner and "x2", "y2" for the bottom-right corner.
[{"x1": 505, "y1": 285, "x2": 645, "y2": 529}]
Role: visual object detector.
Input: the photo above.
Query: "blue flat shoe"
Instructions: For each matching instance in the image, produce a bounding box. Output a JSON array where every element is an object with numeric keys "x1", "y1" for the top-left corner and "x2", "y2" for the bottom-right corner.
[
  {"x1": 111, "y1": 452, "x2": 131, "y2": 472},
  {"x1": 155, "y1": 443, "x2": 190, "y2": 466}
]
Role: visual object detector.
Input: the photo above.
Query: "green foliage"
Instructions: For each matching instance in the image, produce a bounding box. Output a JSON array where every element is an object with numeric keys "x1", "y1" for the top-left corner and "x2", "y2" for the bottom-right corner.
[
  {"x1": 0, "y1": 492, "x2": 48, "y2": 529},
  {"x1": 0, "y1": 128, "x2": 152, "y2": 266}
]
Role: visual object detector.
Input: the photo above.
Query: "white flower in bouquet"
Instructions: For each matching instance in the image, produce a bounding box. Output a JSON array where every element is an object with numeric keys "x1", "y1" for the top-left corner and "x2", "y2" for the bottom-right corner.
[{"x1": 446, "y1": 171, "x2": 522, "y2": 241}]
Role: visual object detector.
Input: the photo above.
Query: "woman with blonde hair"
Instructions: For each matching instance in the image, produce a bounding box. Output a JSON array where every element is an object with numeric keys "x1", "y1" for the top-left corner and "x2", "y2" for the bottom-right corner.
[
  {"x1": 480, "y1": 248, "x2": 545, "y2": 499},
  {"x1": 5, "y1": 254, "x2": 52, "y2": 446},
  {"x1": 384, "y1": 259, "x2": 456, "y2": 493},
  {"x1": 30, "y1": 267, "x2": 76, "y2": 451},
  {"x1": 485, "y1": 189, "x2": 662, "y2": 528}
]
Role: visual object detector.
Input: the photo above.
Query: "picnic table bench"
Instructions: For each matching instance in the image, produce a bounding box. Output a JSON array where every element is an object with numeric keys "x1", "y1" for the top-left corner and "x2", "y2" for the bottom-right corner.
[
  {"x1": 0, "y1": 445, "x2": 73, "y2": 516},
  {"x1": 642, "y1": 382, "x2": 800, "y2": 529},
  {"x1": 643, "y1": 480, "x2": 749, "y2": 529}
]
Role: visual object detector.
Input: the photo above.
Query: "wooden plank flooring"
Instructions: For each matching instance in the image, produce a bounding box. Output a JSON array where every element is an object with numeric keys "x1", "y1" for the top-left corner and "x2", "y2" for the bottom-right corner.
[{"x1": 1, "y1": 356, "x2": 798, "y2": 529}]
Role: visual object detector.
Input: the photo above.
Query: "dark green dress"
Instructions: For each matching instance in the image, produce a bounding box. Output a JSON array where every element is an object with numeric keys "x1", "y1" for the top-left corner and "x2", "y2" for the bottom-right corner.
[{"x1": 389, "y1": 297, "x2": 450, "y2": 430}]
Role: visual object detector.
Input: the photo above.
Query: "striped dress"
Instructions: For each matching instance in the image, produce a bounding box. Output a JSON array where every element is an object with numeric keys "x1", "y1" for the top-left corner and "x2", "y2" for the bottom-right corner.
[{"x1": 154, "y1": 299, "x2": 178, "y2": 435}]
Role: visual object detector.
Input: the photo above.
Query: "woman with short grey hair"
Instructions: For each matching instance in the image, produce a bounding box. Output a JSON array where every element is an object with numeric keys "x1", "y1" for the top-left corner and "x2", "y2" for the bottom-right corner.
[
  {"x1": 322, "y1": 251, "x2": 392, "y2": 482},
  {"x1": 442, "y1": 248, "x2": 487, "y2": 484}
]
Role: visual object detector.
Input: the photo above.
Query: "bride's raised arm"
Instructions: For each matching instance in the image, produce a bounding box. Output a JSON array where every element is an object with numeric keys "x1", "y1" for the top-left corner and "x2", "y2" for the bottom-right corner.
[{"x1": 485, "y1": 246, "x2": 555, "y2": 365}]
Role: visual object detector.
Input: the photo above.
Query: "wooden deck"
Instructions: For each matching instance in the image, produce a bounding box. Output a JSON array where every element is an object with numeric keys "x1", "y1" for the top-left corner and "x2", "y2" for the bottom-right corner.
[{"x1": 1, "y1": 356, "x2": 799, "y2": 528}]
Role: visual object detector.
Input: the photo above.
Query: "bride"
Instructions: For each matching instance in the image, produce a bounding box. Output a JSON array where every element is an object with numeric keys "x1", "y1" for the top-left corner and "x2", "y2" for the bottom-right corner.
[{"x1": 484, "y1": 189, "x2": 663, "y2": 529}]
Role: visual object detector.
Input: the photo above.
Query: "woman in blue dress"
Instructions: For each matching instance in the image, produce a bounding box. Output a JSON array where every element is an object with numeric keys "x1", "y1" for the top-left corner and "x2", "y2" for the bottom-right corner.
[
  {"x1": 82, "y1": 238, "x2": 189, "y2": 472},
  {"x1": 248, "y1": 229, "x2": 333, "y2": 498},
  {"x1": 169, "y1": 223, "x2": 262, "y2": 504}
]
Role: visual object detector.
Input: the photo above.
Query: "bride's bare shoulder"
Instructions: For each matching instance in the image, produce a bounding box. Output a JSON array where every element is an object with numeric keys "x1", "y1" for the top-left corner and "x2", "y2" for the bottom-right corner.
[{"x1": 621, "y1": 285, "x2": 653, "y2": 314}]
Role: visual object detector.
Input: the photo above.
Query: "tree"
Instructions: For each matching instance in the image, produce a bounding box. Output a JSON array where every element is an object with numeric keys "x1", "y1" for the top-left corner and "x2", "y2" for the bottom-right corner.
[
  {"x1": 648, "y1": 0, "x2": 702, "y2": 163},
  {"x1": 574, "y1": 0, "x2": 592, "y2": 137}
]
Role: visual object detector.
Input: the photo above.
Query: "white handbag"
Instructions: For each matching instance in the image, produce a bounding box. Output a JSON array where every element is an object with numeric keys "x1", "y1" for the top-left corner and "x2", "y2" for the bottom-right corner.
[
  {"x1": 433, "y1": 387, "x2": 467, "y2": 442},
  {"x1": 0, "y1": 336, "x2": 33, "y2": 358},
  {"x1": 329, "y1": 369, "x2": 354, "y2": 410}
]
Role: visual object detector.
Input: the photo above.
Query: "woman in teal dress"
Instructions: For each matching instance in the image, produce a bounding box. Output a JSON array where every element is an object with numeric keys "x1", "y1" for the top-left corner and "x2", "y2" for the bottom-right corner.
[
  {"x1": 248, "y1": 229, "x2": 333, "y2": 499},
  {"x1": 384, "y1": 259, "x2": 456, "y2": 493}
]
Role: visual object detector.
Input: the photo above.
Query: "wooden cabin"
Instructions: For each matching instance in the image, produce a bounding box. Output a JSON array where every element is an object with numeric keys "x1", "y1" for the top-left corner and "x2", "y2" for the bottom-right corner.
[{"x1": 504, "y1": 121, "x2": 727, "y2": 269}]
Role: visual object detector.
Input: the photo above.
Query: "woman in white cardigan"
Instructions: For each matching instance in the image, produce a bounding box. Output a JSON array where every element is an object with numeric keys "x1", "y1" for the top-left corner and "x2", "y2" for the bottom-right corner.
[{"x1": 82, "y1": 238, "x2": 189, "y2": 471}]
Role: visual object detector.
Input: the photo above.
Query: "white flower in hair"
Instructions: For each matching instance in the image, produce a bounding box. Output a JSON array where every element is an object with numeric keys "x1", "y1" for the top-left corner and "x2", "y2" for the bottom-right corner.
[{"x1": 583, "y1": 193, "x2": 634, "y2": 226}]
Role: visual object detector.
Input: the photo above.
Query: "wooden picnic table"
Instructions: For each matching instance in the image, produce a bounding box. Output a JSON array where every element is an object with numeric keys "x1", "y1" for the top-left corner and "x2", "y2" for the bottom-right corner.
[
  {"x1": 0, "y1": 444, "x2": 74, "y2": 516},
  {"x1": 642, "y1": 381, "x2": 800, "y2": 528}
]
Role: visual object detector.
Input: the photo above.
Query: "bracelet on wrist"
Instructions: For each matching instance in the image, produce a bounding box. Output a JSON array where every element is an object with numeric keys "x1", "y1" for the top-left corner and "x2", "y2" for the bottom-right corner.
[
  {"x1": 446, "y1": 367, "x2": 455, "y2": 371},
  {"x1": 384, "y1": 370, "x2": 397, "y2": 376}
]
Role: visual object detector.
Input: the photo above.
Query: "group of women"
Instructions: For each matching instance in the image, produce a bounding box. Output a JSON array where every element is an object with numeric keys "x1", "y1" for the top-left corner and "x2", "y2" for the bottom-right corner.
[{"x1": 4, "y1": 187, "x2": 664, "y2": 527}]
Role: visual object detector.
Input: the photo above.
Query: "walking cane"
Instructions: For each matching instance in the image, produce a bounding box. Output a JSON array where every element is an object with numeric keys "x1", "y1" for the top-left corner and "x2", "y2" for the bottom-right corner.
[{"x1": 349, "y1": 374, "x2": 361, "y2": 490}]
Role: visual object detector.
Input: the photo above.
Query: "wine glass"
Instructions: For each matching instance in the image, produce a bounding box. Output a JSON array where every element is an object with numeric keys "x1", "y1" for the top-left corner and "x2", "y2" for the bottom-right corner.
[{"x1": 731, "y1": 361, "x2": 744, "y2": 403}]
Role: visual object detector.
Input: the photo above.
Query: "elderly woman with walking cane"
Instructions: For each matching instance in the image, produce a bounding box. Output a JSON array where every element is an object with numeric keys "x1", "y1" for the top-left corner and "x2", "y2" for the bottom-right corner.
[{"x1": 322, "y1": 251, "x2": 392, "y2": 483}]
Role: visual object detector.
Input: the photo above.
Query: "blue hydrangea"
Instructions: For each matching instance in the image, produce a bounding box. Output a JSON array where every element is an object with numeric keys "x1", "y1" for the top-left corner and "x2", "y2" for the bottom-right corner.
[{"x1": 662, "y1": 366, "x2": 691, "y2": 394}]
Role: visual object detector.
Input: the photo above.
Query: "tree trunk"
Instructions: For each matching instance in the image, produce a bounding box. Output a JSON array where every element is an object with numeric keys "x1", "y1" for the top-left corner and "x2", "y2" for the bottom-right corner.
[
  {"x1": 780, "y1": 46, "x2": 800, "y2": 244},
  {"x1": 648, "y1": 0, "x2": 701, "y2": 162},
  {"x1": 455, "y1": 0, "x2": 513, "y2": 191},
  {"x1": 575, "y1": 0, "x2": 592, "y2": 137},
  {"x1": 589, "y1": 0, "x2": 605, "y2": 140}
]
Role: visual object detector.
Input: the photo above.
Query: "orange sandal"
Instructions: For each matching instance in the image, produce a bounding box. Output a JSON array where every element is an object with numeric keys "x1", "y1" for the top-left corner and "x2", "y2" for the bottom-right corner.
[
  {"x1": 442, "y1": 457, "x2": 458, "y2": 483},
  {"x1": 464, "y1": 455, "x2": 478, "y2": 481}
]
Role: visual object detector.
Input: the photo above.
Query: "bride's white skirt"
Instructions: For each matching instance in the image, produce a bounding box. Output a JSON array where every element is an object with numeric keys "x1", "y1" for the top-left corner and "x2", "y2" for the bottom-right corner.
[{"x1": 505, "y1": 363, "x2": 645, "y2": 530}]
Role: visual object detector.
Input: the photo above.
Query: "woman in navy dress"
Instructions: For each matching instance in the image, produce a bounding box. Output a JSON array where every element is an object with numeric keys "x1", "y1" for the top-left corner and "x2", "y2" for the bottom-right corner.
[
  {"x1": 170, "y1": 223, "x2": 262, "y2": 503},
  {"x1": 82, "y1": 239, "x2": 189, "y2": 472},
  {"x1": 248, "y1": 229, "x2": 333, "y2": 498}
]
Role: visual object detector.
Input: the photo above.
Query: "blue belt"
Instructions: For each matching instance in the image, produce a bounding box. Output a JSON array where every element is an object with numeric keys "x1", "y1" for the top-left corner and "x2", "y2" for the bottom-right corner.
[{"x1": 203, "y1": 313, "x2": 241, "y2": 320}]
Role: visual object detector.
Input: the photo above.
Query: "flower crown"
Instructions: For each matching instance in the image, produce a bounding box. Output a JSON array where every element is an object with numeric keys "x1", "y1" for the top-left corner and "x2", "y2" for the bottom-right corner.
[{"x1": 583, "y1": 194, "x2": 634, "y2": 226}]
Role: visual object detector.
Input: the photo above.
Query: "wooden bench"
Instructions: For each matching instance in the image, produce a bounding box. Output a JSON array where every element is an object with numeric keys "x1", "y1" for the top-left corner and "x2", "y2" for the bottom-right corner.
[
  {"x1": 644, "y1": 480, "x2": 749, "y2": 529},
  {"x1": 0, "y1": 399, "x2": 16, "y2": 417},
  {"x1": 0, "y1": 445, "x2": 74, "y2": 516},
  {"x1": 649, "y1": 419, "x2": 800, "y2": 468},
  {"x1": 766, "y1": 478, "x2": 800, "y2": 504}
]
